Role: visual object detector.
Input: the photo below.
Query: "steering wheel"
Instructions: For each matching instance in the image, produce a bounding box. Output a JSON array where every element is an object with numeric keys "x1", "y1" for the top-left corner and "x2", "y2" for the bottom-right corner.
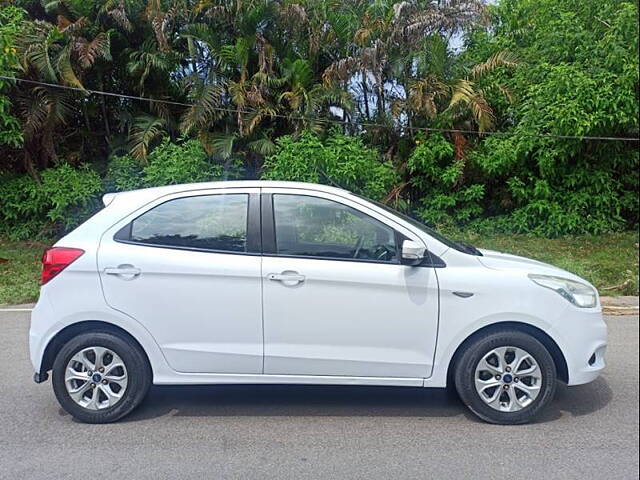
[
  {"x1": 353, "y1": 236, "x2": 364, "y2": 258},
  {"x1": 374, "y1": 245, "x2": 394, "y2": 261}
]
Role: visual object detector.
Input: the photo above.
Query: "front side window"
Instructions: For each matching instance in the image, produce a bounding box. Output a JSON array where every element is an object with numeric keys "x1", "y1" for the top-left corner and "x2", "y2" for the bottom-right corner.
[
  {"x1": 273, "y1": 194, "x2": 398, "y2": 262},
  {"x1": 128, "y1": 194, "x2": 248, "y2": 252}
]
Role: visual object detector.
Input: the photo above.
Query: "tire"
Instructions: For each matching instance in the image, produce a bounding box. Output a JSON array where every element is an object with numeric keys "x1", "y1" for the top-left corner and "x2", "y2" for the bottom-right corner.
[
  {"x1": 52, "y1": 331, "x2": 151, "y2": 423},
  {"x1": 454, "y1": 329, "x2": 557, "y2": 425}
]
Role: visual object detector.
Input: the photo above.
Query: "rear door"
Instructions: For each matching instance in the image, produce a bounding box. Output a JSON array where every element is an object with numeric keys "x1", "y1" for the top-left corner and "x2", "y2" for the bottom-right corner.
[
  {"x1": 261, "y1": 189, "x2": 439, "y2": 379},
  {"x1": 97, "y1": 188, "x2": 263, "y2": 374}
]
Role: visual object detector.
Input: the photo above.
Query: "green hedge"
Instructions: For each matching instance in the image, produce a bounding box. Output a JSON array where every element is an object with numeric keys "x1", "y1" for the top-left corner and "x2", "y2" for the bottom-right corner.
[{"x1": 0, "y1": 164, "x2": 102, "y2": 239}]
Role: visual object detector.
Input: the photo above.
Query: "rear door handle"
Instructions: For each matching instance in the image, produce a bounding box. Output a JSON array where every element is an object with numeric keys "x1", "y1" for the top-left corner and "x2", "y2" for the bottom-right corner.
[
  {"x1": 104, "y1": 266, "x2": 141, "y2": 278},
  {"x1": 267, "y1": 272, "x2": 305, "y2": 284}
]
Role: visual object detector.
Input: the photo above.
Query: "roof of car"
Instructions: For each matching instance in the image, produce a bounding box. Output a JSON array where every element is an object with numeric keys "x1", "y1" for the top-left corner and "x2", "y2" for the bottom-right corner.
[{"x1": 103, "y1": 180, "x2": 352, "y2": 206}]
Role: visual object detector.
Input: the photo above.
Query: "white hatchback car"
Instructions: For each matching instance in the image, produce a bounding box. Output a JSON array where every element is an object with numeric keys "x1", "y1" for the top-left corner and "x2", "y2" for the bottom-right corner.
[{"x1": 30, "y1": 181, "x2": 607, "y2": 424}]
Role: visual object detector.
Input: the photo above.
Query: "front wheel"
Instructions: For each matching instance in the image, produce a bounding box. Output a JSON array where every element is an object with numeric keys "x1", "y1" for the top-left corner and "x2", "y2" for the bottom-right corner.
[
  {"x1": 52, "y1": 331, "x2": 151, "y2": 423},
  {"x1": 454, "y1": 330, "x2": 557, "y2": 425}
]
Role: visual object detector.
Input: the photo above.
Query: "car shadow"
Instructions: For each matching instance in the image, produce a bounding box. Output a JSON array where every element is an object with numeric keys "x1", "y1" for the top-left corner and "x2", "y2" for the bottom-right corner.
[
  {"x1": 536, "y1": 376, "x2": 613, "y2": 423},
  {"x1": 117, "y1": 377, "x2": 612, "y2": 424}
]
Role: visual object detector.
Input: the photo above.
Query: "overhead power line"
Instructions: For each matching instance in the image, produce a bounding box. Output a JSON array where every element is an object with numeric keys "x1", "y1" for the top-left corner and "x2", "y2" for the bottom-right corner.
[{"x1": 1, "y1": 75, "x2": 639, "y2": 142}]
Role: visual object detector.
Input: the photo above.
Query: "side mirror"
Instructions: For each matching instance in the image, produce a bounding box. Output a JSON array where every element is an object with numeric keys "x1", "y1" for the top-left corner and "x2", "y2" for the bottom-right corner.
[{"x1": 401, "y1": 240, "x2": 427, "y2": 266}]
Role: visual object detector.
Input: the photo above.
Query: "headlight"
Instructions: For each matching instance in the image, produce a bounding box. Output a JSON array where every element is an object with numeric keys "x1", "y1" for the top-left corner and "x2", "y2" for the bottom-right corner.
[{"x1": 528, "y1": 274, "x2": 597, "y2": 308}]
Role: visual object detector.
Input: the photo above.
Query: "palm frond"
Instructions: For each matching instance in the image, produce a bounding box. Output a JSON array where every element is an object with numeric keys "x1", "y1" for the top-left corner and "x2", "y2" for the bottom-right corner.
[
  {"x1": 408, "y1": 76, "x2": 448, "y2": 119},
  {"x1": 57, "y1": 44, "x2": 84, "y2": 89},
  {"x1": 20, "y1": 22, "x2": 60, "y2": 82},
  {"x1": 57, "y1": 15, "x2": 88, "y2": 33},
  {"x1": 448, "y1": 79, "x2": 494, "y2": 131},
  {"x1": 198, "y1": 130, "x2": 238, "y2": 158},
  {"x1": 218, "y1": 37, "x2": 251, "y2": 71},
  {"x1": 470, "y1": 51, "x2": 519, "y2": 79},
  {"x1": 17, "y1": 85, "x2": 74, "y2": 135},
  {"x1": 129, "y1": 114, "x2": 166, "y2": 160},
  {"x1": 16, "y1": 88, "x2": 49, "y2": 137},
  {"x1": 73, "y1": 32, "x2": 112, "y2": 70},
  {"x1": 227, "y1": 80, "x2": 247, "y2": 108},
  {"x1": 180, "y1": 83, "x2": 225, "y2": 134},
  {"x1": 247, "y1": 134, "x2": 277, "y2": 156},
  {"x1": 322, "y1": 56, "x2": 361, "y2": 85},
  {"x1": 126, "y1": 39, "x2": 175, "y2": 90},
  {"x1": 103, "y1": 1, "x2": 133, "y2": 32},
  {"x1": 195, "y1": 0, "x2": 232, "y2": 18},
  {"x1": 449, "y1": 79, "x2": 476, "y2": 107},
  {"x1": 354, "y1": 27, "x2": 373, "y2": 46},
  {"x1": 252, "y1": 72, "x2": 287, "y2": 88},
  {"x1": 244, "y1": 105, "x2": 277, "y2": 135},
  {"x1": 468, "y1": 94, "x2": 494, "y2": 132}
]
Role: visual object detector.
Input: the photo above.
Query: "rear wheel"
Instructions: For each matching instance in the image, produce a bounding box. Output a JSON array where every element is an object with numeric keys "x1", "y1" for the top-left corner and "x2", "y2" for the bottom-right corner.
[
  {"x1": 52, "y1": 331, "x2": 151, "y2": 423},
  {"x1": 454, "y1": 330, "x2": 557, "y2": 424}
]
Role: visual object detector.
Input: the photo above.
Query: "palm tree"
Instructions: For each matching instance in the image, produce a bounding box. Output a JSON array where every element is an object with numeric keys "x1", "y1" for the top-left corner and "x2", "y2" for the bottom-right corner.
[
  {"x1": 14, "y1": 15, "x2": 111, "y2": 177},
  {"x1": 323, "y1": 0, "x2": 487, "y2": 122},
  {"x1": 398, "y1": 46, "x2": 518, "y2": 134}
]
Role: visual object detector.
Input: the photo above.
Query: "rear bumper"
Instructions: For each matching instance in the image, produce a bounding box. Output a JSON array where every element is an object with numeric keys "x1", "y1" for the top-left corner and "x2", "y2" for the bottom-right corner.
[
  {"x1": 29, "y1": 292, "x2": 54, "y2": 375},
  {"x1": 33, "y1": 371, "x2": 49, "y2": 383},
  {"x1": 550, "y1": 308, "x2": 607, "y2": 386}
]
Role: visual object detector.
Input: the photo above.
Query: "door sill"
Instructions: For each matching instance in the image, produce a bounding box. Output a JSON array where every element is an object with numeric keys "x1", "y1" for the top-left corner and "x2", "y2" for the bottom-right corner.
[{"x1": 153, "y1": 372, "x2": 425, "y2": 387}]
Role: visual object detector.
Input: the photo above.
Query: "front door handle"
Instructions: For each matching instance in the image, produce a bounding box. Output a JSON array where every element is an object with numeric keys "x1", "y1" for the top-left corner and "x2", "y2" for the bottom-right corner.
[
  {"x1": 267, "y1": 272, "x2": 305, "y2": 285},
  {"x1": 104, "y1": 265, "x2": 141, "y2": 279}
]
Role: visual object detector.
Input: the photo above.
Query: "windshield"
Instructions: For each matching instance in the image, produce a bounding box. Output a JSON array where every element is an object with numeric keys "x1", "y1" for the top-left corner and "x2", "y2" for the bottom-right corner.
[{"x1": 364, "y1": 198, "x2": 481, "y2": 256}]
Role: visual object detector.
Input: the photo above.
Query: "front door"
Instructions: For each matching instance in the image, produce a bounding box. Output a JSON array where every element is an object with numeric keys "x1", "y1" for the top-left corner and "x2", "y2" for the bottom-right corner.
[
  {"x1": 261, "y1": 190, "x2": 439, "y2": 378},
  {"x1": 98, "y1": 189, "x2": 263, "y2": 374}
]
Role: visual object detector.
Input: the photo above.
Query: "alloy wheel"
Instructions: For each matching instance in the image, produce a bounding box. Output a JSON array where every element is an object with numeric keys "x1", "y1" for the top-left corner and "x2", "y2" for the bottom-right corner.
[
  {"x1": 474, "y1": 346, "x2": 542, "y2": 412},
  {"x1": 64, "y1": 346, "x2": 128, "y2": 410}
]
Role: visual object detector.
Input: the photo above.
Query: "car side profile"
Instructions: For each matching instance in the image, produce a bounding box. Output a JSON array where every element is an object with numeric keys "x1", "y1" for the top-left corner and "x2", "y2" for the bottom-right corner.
[{"x1": 30, "y1": 181, "x2": 607, "y2": 424}]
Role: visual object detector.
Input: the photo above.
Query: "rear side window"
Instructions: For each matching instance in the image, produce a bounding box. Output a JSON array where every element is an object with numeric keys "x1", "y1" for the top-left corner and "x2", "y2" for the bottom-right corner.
[{"x1": 124, "y1": 194, "x2": 248, "y2": 252}]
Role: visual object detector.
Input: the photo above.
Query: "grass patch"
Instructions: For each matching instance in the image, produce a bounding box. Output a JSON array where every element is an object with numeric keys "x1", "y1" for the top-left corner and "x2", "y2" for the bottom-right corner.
[
  {"x1": 0, "y1": 232, "x2": 637, "y2": 306},
  {"x1": 0, "y1": 238, "x2": 49, "y2": 306}
]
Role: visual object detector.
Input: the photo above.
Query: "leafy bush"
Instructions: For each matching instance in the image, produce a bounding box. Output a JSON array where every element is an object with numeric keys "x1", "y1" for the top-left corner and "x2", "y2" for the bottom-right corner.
[
  {"x1": 408, "y1": 134, "x2": 485, "y2": 227},
  {"x1": 104, "y1": 155, "x2": 144, "y2": 192},
  {"x1": 0, "y1": 164, "x2": 102, "y2": 239},
  {"x1": 143, "y1": 139, "x2": 223, "y2": 187},
  {"x1": 467, "y1": 138, "x2": 637, "y2": 236},
  {"x1": 105, "y1": 140, "x2": 229, "y2": 192},
  {"x1": 262, "y1": 130, "x2": 398, "y2": 201}
]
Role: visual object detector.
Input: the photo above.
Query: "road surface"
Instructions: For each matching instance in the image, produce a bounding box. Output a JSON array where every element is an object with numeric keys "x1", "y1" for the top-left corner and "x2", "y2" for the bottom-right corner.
[{"x1": 0, "y1": 311, "x2": 637, "y2": 479}]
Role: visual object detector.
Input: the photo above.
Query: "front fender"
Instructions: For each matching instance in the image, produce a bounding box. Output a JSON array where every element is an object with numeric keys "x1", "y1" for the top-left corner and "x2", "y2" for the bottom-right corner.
[{"x1": 426, "y1": 310, "x2": 563, "y2": 387}]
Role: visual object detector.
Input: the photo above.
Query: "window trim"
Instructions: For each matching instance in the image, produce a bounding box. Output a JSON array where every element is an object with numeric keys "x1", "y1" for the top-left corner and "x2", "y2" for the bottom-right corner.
[
  {"x1": 262, "y1": 192, "x2": 403, "y2": 265},
  {"x1": 113, "y1": 192, "x2": 261, "y2": 256}
]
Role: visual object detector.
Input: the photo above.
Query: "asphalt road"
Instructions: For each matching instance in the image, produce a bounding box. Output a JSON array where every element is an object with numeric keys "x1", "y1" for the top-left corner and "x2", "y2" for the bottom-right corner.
[{"x1": 0, "y1": 312, "x2": 637, "y2": 480}]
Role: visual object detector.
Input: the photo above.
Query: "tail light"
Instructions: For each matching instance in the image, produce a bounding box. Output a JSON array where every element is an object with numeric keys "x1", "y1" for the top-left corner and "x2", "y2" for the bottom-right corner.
[{"x1": 41, "y1": 247, "x2": 85, "y2": 285}]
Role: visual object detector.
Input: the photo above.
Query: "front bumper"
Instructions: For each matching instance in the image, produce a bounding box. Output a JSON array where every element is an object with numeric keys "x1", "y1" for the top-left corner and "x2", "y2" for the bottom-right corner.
[{"x1": 550, "y1": 307, "x2": 607, "y2": 386}]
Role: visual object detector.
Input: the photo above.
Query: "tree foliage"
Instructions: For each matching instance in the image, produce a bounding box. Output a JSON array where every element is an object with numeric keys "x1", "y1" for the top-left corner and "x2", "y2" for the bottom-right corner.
[
  {"x1": 262, "y1": 129, "x2": 398, "y2": 201},
  {"x1": 462, "y1": 0, "x2": 639, "y2": 235},
  {"x1": 0, "y1": 0, "x2": 637, "y2": 238},
  {"x1": 0, "y1": 5, "x2": 24, "y2": 148}
]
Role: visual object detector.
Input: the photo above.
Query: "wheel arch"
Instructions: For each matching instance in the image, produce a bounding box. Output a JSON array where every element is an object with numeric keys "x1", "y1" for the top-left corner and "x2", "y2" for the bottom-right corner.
[
  {"x1": 40, "y1": 321, "x2": 152, "y2": 375},
  {"x1": 446, "y1": 321, "x2": 569, "y2": 386}
]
